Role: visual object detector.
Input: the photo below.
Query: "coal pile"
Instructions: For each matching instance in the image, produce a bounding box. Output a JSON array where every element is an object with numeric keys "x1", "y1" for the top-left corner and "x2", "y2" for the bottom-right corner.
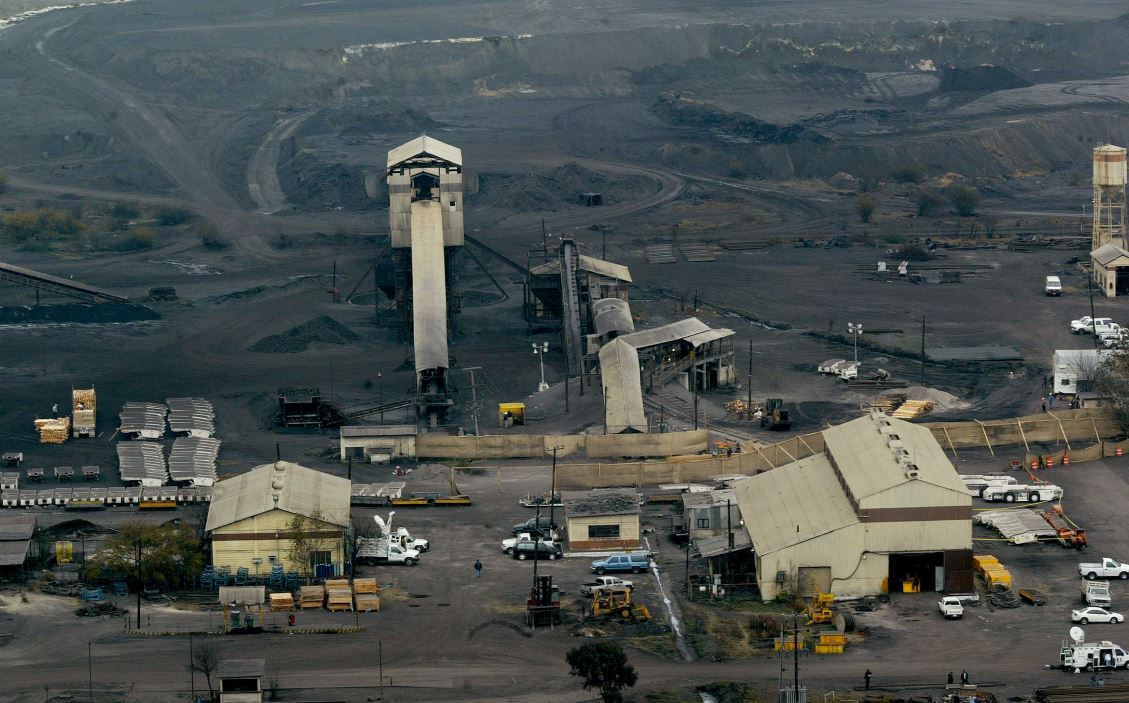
[
  {"x1": 249, "y1": 315, "x2": 360, "y2": 353},
  {"x1": 939, "y1": 64, "x2": 1032, "y2": 92},
  {"x1": 651, "y1": 94, "x2": 828, "y2": 144}
]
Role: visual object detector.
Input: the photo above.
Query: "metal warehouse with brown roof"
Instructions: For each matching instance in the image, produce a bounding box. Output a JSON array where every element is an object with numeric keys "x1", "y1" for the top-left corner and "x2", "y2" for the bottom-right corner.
[{"x1": 732, "y1": 410, "x2": 972, "y2": 601}]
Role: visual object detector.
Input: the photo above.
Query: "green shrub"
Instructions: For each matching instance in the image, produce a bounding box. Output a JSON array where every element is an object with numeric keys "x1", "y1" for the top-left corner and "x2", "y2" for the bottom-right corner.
[{"x1": 154, "y1": 206, "x2": 192, "y2": 226}]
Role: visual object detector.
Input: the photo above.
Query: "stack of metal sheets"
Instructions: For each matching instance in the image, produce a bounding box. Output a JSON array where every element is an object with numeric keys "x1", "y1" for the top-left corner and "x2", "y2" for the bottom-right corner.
[
  {"x1": 116, "y1": 442, "x2": 168, "y2": 486},
  {"x1": 118, "y1": 402, "x2": 168, "y2": 439},
  {"x1": 166, "y1": 398, "x2": 215, "y2": 437},
  {"x1": 168, "y1": 437, "x2": 220, "y2": 486},
  {"x1": 975, "y1": 509, "x2": 1058, "y2": 544}
]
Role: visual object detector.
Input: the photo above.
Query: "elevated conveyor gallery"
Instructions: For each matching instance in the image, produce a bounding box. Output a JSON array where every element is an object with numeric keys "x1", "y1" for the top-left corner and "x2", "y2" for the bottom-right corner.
[
  {"x1": 0, "y1": 261, "x2": 130, "y2": 304},
  {"x1": 411, "y1": 199, "x2": 452, "y2": 425}
]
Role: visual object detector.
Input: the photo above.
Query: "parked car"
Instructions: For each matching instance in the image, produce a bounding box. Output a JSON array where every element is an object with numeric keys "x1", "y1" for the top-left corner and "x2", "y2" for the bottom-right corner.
[
  {"x1": 1046, "y1": 275, "x2": 1063, "y2": 296},
  {"x1": 591, "y1": 552, "x2": 650, "y2": 575},
  {"x1": 1100, "y1": 328, "x2": 1127, "y2": 348},
  {"x1": 512, "y1": 541, "x2": 562, "y2": 561},
  {"x1": 1073, "y1": 607, "x2": 1124, "y2": 624},
  {"x1": 511, "y1": 516, "x2": 556, "y2": 536},
  {"x1": 1071, "y1": 316, "x2": 1113, "y2": 334},
  {"x1": 502, "y1": 532, "x2": 557, "y2": 554},
  {"x1": 1080, "y1": 558, "x2": 1129, "y2": 580},
  {"x1": 938, "y1": 596, "x2": 964, "y2": 619}
]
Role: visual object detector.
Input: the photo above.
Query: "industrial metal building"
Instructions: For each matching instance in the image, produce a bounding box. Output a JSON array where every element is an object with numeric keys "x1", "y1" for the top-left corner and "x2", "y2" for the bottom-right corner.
[
  {"x1": 1092, "y1": 244, "x2": 1129, "y2": 298},
  {"x1": 563, "y1": 489, "x2": 642, "y2": 552},
  {"x1": 618, "y1": 317, "x2": 735, "y2": 392},
  {"x1": 733, "y1": 411, "x2": 972, "y2": 601},
  {"x1": 206, "y1": 461, "x2": 350, "y2": 577},
  {"x1": 1052, "y1": 348, "x2": 1114, "y2": 395},
  {"x1": 599, "y1": 338, "x2": 648, "y2": 434}
]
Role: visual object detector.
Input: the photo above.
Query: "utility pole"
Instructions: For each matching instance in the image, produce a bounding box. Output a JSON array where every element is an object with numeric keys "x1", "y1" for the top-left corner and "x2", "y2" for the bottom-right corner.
[
  {"x1": 135, "y1": 536, "x2": 142, "y2": 629},
  {"x1": 564, "y1": 376, "x2": 569, "y2": 413},
  {"x1": 685, "y1": 537, "x2": 691, "y2": 599},
  {"x1": 541, "y1": 218, "x2": 548, "y2": 259},
  {"x1": 747, "y1": 339, "x2": 753, "y2": 420},
  {"x1": 602, "y1": 226, "x2": 607, "y2": 260},
  {"x1": 793, "y1": 611, "x2": 800, "y2": 694},
  {"x1": 920, "y1": 315, "x2": 926, "y2": 384},
  {"x1": 88, "y1": 641, "x2": 93, "y2": 703},
  {"x1": 549, "y1": 446, "x2": 562, "y2": 530},
  {"x1": 659, "y1": 404, "x2": 665, "y2": 434},
  {"x1": 726, "y1": 499, "x2": 733, "y2": 579},
  {"x1": 691, "y1": 349, "x2": 699, "y2": 430},
  {"x1": 347, "y1": 457, "x2": 353, "y2": 482},
  {"x1": 189, "y1": 632, "x2": 195, "y2": 700},
  {"x1": 379, "y1": 640, "x2": 384, "y2": 701},
  {"x1": 464, "y1": 367, "x2": 482, "y2": 435}
]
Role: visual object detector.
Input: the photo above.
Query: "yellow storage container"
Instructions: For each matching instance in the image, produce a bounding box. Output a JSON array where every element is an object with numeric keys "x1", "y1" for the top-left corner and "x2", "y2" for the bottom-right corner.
[
  {"x1": 973, "y1": 554, "x2": 999, "y2": 572},
  {"x1": 819, "y1": 633, "x2": 847, "y2": 646},
  {"x1": 815, "y1": 644, "x2": 845, "y2": 654},
  {"x1": 774, "y1": 637, "x2": 807, "y2": 651}
]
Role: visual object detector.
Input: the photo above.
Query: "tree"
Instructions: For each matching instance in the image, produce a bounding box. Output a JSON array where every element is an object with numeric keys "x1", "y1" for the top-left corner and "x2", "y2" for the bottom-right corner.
[
  {"x1": 1093, "y1": 347, "x2": 1129, "y2": 433},
  {"x1": 892, "y1": 162, "x2": 926, "y2": 184},
  {"x1": 192, "y1": 640, "x2": 220, "y2": 701},
  {"x1": 84, "y1": 521, "x2": 204, "y2": 588},
  {"x1": 566, "y1": 642, "x2": 638, "y2": 703},
  {"x1": 197, "y1": 222, "x2": 229, "y2": 250},
  {"x1": 915, "y1": 187, "x2": 946, "y2": 216},
  {"x1": 947, "y1": 185, "x2": 981, "y2": 216},
  {"x1": 286, "y1": 513, "x2": 335, "y2": 577},
  {"x1": 853, "y1": 194, "x2": 876, "y2": 223}
]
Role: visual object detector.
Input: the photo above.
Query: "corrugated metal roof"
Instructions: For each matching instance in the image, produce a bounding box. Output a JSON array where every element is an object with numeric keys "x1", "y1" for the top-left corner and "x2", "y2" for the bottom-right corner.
[
  {"x1": 618, "y1": 318, "x2": 712, "y2": 350},
  {"x1": 563, "y1": 489, "x2": 641, "y2": 517},
  {"x1": 118, "y1": 402, "x2": 167, "y2": 437},
  {"x1": 593, "y1": 298, "x2": 635, "y2": 337},
  {"x1": 1054, "y1": 349, "x2": 1113, "y2": 367},
  {"x1": 686, "y1": 328, "x2": 734, "y2": 347},
  {"x1": 697, "y1": 531, "x2": 752, "y2": 558},
  {"x1": 216, "y1": 659, "x2": 265, "y2": 679},
  {"x1": 1092, "y1": 244, "x2": 1129, "y2": 267},
  {"x1": 598, "y1": 339, "x2": 647, "y2": 433},
  {"x1": 411, "y1": 200, "x2": 449, "y2": 372},
  {"x1": 341, "y1": 425, "x2": 418, "y2": 437},
  {"x1": 823, "y1": 414, "x2": 968, "y2": 502},
  {"x1": 0, "y1": 540, "x2": 30, "y2": 566},
  {"x1": 682, "y1": 488, "x2": 736, "y2": 509},
  {"x1": 732, "y1": 453, "x2": 859, "y2": 556},
  {"x1": 205, "y1": 461, "x2": 350, "y2": 532},
  {"x1": 578, "y1": 255, "x2": 632, "y2": 283},
  {"x1": 387, "y1": 135, "x2": 462, "y2": 169},
  {"x1": 218, "y1": 586, "x2": 266, "y2": 605}
]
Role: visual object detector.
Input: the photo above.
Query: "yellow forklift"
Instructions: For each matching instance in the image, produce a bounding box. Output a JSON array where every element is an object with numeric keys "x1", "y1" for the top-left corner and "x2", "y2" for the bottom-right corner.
[{"x1": 590, "y1": 588, "x2": 651, "y2": 621}]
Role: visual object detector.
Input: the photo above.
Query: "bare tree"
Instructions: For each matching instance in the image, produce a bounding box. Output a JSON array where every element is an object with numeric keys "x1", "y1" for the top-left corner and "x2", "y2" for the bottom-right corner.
[
  {"x1": 286, "y1": 512, "x2": 334, "y2": 578},
  {"x1": 1094, "y1": 346, "x2": 1129, "y2": 432},
  {"x1": 192, "y1": 641, "x2": 220, "y2": 701}
]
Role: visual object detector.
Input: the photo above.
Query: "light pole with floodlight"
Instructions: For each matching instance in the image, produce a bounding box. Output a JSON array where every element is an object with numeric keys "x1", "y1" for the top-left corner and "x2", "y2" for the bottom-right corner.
[
  {"x1": 848, "y1": 322, "x2": 863, "y2": 364},
  {"x1": 533, "y1": 342, "x2": 549, "y2": 392}
]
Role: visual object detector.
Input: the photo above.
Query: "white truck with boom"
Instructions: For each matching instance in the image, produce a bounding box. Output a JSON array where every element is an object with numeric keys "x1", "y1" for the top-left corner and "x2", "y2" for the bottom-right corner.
[
  {"x1": 1081, "y1": 558, "x2": 1129, "y2": 580},
  {"x1": 354, "y1": 512, "x2": 423, "y2": 566},
  {"x1": 1060, "y1": 627, "x2": 1129, "y2": 672}
]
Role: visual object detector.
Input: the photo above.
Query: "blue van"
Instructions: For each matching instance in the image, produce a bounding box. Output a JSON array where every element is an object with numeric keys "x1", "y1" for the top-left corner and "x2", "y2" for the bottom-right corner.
[{"x1": 591, "y1": 552, "x2": 650, "y2": 574}]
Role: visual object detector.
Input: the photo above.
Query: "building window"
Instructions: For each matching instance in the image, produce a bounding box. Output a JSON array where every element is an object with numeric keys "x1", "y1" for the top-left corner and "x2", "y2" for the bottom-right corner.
[
  {"x1": 310, "y1": 550, "x2": 332, "y2": 568},
  {"x1": 588, "y1": 524, "x2": 620, "y2": 539},
  {"x1": 696, "y1": 518, "x2": 710, "y2": 529}
]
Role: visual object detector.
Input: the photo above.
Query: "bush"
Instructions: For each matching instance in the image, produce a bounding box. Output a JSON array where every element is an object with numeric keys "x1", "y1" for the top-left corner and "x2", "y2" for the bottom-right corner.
[
  {"x1": 853, "y1": 194, "x2": 876, "y2": 223},
  {"x1": 115, "y1": 227, "x2": 156, "y2": 251},
  {"x1": 915, "y1": 187, "x2": 946, "y2": 216},
  {"x1": 110, "y1": 201, "x2": 139, "y2": 219},
  {"x1": 1, "y1": 208, "x2": 82, "y2": 244},
  {"x1": 197, "y1": 222, "x2": 229, "y2": 250},
  {"x1": 154, "y1": 206, "x2": 192, "y2": 226},
  {"x1": 947, "y1": 185, "x2": 981, "y2": 217},
  {"x1": 892, "y1": 163, "x2": 926, "y2": 184}
]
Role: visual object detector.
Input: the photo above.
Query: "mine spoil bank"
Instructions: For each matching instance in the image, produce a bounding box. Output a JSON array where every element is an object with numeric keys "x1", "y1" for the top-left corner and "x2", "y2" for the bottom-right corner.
[
  {"x1": 0, "y1": 303, "x2": 157, "y2": 324},
  {"x1": 249, "y1": 315, "x2": 360, "y2": 353}
]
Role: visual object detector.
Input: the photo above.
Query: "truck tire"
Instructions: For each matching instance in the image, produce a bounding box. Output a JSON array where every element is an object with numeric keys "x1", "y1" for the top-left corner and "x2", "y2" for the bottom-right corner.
[
  {"x1": 1029, "y1": 492, "x2": 1040, "y2": 502},
  {"x1": 1081, "y1": 618, "x2": 1090, "y2": 624},
  {"x1": 404, "y1": 557, "x2": 416, "y2": 566},
  {"x1": 1087, "y1": 572, "x2": 1098, "y2": 580},
  {"x1": 595, "y1": 567, "x2": 605, "y2": 575},
  {"x1": 632, "y1": 567, "x2": 642, "y2": 574},
  {"x1": 1114, "y1": 616, "x2": 1123, "y2": 623},
  {"x1": 978, "y1": 486, "x2": 989, "y2": 498},
  {"x1": 1120, "y1": 572, "x2": 1128, "y2": 580},
  {"x1": 504, "y1": 548, "x2": 513, "y2": 555},
  {"x1": 1005, "y1": 492, "x2": 1016, "y2": 503},
  {"x1": 548, "y1": 553, "x2": 558, "y2": 560}
]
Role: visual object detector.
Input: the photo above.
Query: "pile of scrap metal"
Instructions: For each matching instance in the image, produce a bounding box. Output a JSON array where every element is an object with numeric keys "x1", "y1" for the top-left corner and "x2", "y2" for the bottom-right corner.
[
  {"x1": 1041, "y1": 505, "x2": 1087, "y2": 548},
  {"x1": 976, "y1": 508, "x2": 1058, "y2": 544},
  {"x1": 1036, "y1": 681, "x2": 1129, "y2": 702}
]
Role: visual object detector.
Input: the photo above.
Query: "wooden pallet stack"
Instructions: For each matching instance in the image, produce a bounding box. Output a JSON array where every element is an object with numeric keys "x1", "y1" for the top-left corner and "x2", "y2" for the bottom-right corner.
[
  {"x1": 298, "y1": 585, "x2": 323, "y2": 609},
  {"x1": 324, "y1": 579, "x2": 353, "y2": 612},
  {"x1": 354, "y1": 578, "x2": 380, "y2": 612},
  {"x1": 34, "y1": 417, "x2": 71, "y2": 444},
  {"x1": 891, "y1": 400, "x2": 935, "y2": 420},
  {"x1": 269, "y1": 592, "x2": 294, "y2": 611}
]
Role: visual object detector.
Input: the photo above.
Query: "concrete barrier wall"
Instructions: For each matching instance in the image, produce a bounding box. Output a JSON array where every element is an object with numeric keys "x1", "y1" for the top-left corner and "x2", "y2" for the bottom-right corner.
[{"x1": 414, "y1": 430, "x2": 707, "y2": 460}]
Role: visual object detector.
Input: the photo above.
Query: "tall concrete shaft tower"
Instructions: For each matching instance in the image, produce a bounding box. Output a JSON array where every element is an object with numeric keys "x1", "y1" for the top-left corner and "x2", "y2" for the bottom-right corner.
[{"x1": 1092, "y1": 144, "x2": 1127, "y2": 250}]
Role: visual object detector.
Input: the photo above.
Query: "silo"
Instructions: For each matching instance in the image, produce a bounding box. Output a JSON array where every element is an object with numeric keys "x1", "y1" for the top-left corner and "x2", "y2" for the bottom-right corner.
[{"x1": 1092, "y1": 144, "x2": 1127, "y2": 249}]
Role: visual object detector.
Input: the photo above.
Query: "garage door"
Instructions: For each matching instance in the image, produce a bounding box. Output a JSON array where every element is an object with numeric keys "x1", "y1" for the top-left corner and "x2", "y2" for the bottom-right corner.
[{"x1": 798, "y1": 566, "x2": 832, "y2": 597}]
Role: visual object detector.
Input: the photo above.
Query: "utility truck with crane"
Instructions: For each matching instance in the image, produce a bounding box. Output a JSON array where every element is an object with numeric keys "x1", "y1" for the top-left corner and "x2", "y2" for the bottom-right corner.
[{"x1": 354, "y1": 513, "x2": 424, "y2": 566}]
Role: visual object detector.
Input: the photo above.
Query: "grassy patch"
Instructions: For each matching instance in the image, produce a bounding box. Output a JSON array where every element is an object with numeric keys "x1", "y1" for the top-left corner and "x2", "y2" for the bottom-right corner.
[{"x1": 628, "y1": 632, "x2": 681, "y2": 661}]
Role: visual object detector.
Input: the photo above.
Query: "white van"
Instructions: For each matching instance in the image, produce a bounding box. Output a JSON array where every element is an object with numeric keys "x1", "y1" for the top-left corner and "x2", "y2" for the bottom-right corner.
[{"x1": 1045, "y1": 276, "x2": 1062, "y2": 296}]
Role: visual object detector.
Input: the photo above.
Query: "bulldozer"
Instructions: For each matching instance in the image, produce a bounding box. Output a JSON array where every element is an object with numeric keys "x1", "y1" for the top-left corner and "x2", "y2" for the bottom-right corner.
[
  {"x1": 806, "y1": 592, "x2": 836, "y2": 625},
  {"x1": 760, "y1": 398, "x2": 792, "y2": 431},
  {"x1": 590, "y1": 588, "x2": 651, "y2": 621}
]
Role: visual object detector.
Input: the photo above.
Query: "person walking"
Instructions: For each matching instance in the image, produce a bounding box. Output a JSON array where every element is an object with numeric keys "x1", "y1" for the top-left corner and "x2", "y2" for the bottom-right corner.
[
  {"x1": 1041, "y1": 400, "x2": 1047, "y2": 413},
  {"x1": 474, "y1": 559, "x2": 482, "y2": 578},
  {"x1": 864, "y1": 669, "x2": 872, "y2": 690}
]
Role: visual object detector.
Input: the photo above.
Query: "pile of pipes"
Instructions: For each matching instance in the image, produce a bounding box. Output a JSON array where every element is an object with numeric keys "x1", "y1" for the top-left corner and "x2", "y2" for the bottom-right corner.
[
  {"x1": 34, "y1": 417, "x2": 70, "y2": 444},
  {"x1": 891, "y1": 400, "x2": 935, "y2": 420},
  {"x1": 1037, "y1": 681, "x2": 1129, "y2": 702}
]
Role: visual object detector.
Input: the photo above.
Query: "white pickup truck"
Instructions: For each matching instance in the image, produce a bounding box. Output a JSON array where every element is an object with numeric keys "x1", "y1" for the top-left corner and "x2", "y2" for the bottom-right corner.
[
  {"x1": 1081, "y1": 558, "x2": 1129, "y2": 581},
  {"x1": 1072, "y1": 316, "x2": 1114, "y2": 334},
  {"x1": 1082, "y1": 580, "x2": 1113, "y2": 608},
  {"x1": 938, "y1": 596, "x2": 964, "y2": 619},
  {"x1": 580, "y1": 576, "x2": 635, "y2": 596}
]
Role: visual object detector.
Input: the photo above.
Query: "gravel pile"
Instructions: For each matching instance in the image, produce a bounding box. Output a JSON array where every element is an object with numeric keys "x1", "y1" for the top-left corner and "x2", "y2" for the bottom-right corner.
[{"x1": 249, "y1": 315, "x2": 360, "y2": 353}]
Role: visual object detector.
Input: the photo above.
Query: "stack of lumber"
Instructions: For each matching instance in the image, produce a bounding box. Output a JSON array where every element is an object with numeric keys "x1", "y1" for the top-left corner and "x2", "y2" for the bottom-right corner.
[
  {"x1": 324, "y1": 579, "x2": 353, "y2": 612},
  {"x1": 35, "y1": 417, "x2": 71, "y2": 444},
  {"x1": 891, "y1": 400, "x2": 934, "y2": 420},
  {"x1": 354, "y1": 578, "x2": 379, "y2": 594},
  {"x1": 866, "y1": 394, "x2": 906, "y2": 413},
  {"x1": 269, "y1": 592, "x2": 294, "y2": 611},
  {"x1": 1036, "y1": 681, "x2": 1129, "y2": 702},
  {"x1": 355, "y1": 592, "x2": 381, "y2": 612},
  {"x1": 298, "y1": 585, "x2": 323, "y2": 609}
]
